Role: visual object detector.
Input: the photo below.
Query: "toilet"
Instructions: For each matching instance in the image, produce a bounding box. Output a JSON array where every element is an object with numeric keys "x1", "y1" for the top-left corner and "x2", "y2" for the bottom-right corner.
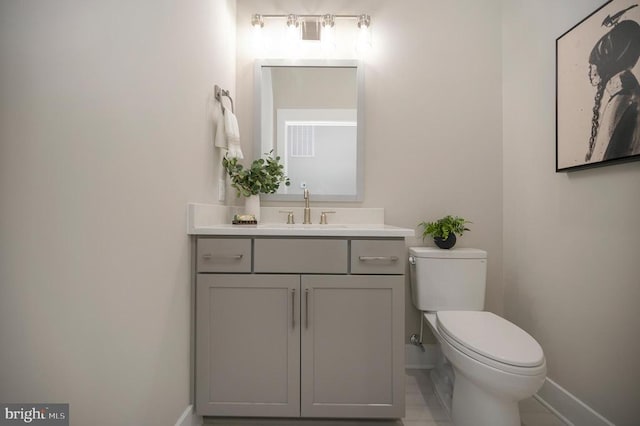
[{"x1": 409, "y1": 247, "x2": 546, "y2": 426}]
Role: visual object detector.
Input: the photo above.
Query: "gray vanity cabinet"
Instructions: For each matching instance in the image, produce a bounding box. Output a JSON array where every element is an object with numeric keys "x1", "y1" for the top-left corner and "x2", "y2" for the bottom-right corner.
[
  {"x1": 195, "y1": 237, "x2": 405, "y2": 419},
  {"x1": 301, "y1": 275, "x2": 405, "y2": 418},
  {"x1": 196, "y1": 274, "x2": 300, "y2": 417}
]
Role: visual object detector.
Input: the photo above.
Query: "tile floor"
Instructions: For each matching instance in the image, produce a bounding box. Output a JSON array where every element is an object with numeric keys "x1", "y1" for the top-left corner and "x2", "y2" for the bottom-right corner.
[
  {"x1": 205, "y1": 369, "x2": 566, "y2": 426},
  {"x1": 404, "y1": 369, "x2": 566, "y2": 426}
]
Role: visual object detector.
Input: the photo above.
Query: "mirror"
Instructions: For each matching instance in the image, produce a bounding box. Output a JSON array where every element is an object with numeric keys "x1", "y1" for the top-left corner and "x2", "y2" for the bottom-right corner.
[{"x1": 254, "y1": 59, "x2": 363, "y2": 201}]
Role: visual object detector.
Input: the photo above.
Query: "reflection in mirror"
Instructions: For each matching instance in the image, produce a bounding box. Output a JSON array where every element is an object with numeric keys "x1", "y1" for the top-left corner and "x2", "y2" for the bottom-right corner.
[{"x1": 255, "y1": 60, "x2": 363, "y2": 201}]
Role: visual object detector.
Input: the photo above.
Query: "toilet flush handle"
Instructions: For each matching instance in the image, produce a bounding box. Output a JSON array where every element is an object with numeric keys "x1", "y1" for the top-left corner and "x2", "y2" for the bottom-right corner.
[{"x1": 408, "y1": 256, "x2": 416, "y2": 265}]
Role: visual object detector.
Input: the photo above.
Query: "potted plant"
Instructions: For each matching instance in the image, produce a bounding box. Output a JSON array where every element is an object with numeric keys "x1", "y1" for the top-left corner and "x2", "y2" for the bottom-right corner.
[
  {"x1": 419, "y1": 215, "x2": 471, "y2": 249},
  {"x1": 222, "y1": 151, "x2": 290, "y2": 221}
]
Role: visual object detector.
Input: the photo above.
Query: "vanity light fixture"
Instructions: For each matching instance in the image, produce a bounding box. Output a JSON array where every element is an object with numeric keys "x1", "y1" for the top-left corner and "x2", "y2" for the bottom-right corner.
[
  {"x1": 251, "y1": 12, "x2": 372, "y2": 57},
  {"x1": 251, "y1": 12, "x2": 371, "y2": 41}
]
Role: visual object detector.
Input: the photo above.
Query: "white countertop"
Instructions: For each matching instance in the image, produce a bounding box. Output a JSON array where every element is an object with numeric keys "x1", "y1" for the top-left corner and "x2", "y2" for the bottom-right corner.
[
  {"x1": 186, "y1": 203, "x2": 415, "y2": 238},
  {"x1": 190, "y1": 223, "x2": 415, "y2": 237}
]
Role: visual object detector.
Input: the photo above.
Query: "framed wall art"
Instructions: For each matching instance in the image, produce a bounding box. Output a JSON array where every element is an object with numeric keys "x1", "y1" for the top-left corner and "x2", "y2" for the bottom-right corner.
[{"x1": 556, "y1": 0, "x2": 640, "y2": 171}]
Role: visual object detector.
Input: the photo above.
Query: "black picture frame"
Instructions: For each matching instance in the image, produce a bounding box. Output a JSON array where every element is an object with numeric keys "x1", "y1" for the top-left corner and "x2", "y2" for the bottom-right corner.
[{"x1": 556, "y1": 0, "x2": 640, "y2": 172}]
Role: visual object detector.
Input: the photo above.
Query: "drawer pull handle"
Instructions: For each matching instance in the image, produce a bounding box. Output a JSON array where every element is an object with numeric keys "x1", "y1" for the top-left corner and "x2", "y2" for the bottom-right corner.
[
  {"x1": 359, "y1": 256, "x2": 399, "y2": 262},
  {"x1": 305, "y1": 289, "x2": 310, "y2": 329},
  {"x1": 291, "y1": 288, "x2": 296, "y2": 329},
  {"x1": 202, "y1": 254, "x2": 244, "y2": 260}
]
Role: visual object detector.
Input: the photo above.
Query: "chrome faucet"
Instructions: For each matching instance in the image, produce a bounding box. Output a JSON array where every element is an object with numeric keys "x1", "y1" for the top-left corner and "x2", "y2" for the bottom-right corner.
[{"x1": 303, "y1": 188, "x2": 312, "y2": 224}]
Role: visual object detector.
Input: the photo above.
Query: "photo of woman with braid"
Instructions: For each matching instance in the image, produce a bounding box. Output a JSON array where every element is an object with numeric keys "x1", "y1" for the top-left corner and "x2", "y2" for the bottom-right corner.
[
  {"x1": 556, "y1": 1, "x2": 640, "y2": 171},
  {"x1": 586, "y1": 16, "x2": 640, "y2": 163}
]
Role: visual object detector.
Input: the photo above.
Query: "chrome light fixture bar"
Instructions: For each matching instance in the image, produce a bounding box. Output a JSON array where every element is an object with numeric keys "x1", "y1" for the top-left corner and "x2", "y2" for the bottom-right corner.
[
  {"x1": 251, "y1": 13, "x2": 371, "y2": 29},
  {"x1": 251, "y1": 13, "x2": 371, "y2": 55}
]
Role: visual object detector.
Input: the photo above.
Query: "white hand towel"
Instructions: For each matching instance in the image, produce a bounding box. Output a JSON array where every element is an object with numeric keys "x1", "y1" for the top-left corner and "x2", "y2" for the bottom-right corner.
[
  {"x1": 224, "y1": 109, "x2": 244, "y2": 159},
  {"x1": 212, "y1": 99, "x2": 228, "y2": 201},
  {"x1": 213, "y1": 100, "x2": 227, "y2": 149}
]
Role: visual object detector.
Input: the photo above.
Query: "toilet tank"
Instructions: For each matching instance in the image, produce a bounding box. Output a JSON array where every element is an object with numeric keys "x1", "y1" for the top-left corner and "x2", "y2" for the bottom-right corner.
[{"x1": 409, "y1": 247, "x2": 487, "y2": 312}]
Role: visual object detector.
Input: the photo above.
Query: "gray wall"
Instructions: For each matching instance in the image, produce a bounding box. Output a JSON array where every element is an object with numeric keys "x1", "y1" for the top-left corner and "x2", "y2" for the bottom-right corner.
[
  {"x1": 0, "y1": 0, "x2": 235, "y2": 424},
  {"x1": 503, "y1": 1, "x2": 640, "y2": 424},
  {"x1": 236, "y1": 0, "x2": 504, "y2": 343}
]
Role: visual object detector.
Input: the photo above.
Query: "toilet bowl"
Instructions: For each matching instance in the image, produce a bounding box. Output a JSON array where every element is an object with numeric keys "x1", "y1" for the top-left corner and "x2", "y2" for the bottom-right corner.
[
  {"x1": 409, "y1": 247, "x2": 546, "y2": 426},
  {"x1": 436, "y1": 311, "x2": 546, "y2": 426}
]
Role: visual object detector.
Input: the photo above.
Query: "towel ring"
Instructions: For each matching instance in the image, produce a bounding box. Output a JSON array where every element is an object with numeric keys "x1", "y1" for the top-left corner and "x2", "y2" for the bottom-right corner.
[{"x1": 214, "y1": 84, "x2": 234, "y2": 113}]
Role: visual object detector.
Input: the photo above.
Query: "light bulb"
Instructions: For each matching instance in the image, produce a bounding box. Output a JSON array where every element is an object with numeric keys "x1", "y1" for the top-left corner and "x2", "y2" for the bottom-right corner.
[
  {"x1": 286, "y1": 14, "x2": 300, "y2": 39},
  {"x1": 356, "y1": 14, "x2": 372, "y2": 57},
  {"x1": 250, "y1": 14, "x2": 265, "y2": 56},
  {"x1": 285, "y1": 14, "x2": 300, "y2": 57},
  {"x1": 251, "y1": 13, "x2": 264, "y2": 28},
  {"x1": 321, "y1": 14, "x2": 336, "y2": 54}
]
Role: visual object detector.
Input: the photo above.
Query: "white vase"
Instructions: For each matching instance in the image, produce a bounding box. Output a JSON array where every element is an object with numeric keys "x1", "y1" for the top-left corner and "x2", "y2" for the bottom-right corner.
[{"x1": 244, "y1": 194, "x2": 261, "y2": 222}]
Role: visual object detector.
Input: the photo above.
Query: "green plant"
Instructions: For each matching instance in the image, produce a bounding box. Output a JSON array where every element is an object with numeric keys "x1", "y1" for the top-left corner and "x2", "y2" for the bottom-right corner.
[
  {"x1": 419, "y1": 215, "x2": 471, "y2": 240},
  {"x1": 222, "y1": 151, "x2": 290, "y2": 197}
]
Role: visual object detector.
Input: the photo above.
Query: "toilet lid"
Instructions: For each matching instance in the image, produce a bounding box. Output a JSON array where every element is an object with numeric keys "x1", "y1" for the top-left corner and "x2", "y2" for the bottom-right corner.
[
  {"x1": 437, "y1": 311, "x2": 544, "y2": 368},
  {"x1": 409, "y1": 247, "x2": 487, "y2": 259}
]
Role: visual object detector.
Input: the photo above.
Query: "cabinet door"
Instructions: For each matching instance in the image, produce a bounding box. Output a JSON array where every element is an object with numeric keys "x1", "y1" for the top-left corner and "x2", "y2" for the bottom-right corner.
[
  {"x1": 301, "y1": 275, "x2": 405, "y2": 418},
  {"x1": 196, "y1": 274, "x2": 300, "y2": 417}
]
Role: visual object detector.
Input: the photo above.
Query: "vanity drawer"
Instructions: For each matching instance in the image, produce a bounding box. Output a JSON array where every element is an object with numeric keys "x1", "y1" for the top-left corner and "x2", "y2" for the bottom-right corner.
[
  {"x1": 350, "y1": 239, "x2": 405, "y2": 275},
  {"x1": 254, "y1": 239, "x2": 348, "y2": 274},
  {"x1": 197, "y1": 238, "x2": 252, "y2": 273}
]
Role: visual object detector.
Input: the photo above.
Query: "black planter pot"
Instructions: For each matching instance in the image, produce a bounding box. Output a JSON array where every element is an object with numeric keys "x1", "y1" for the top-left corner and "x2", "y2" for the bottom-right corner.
[{"x1": 434, "y1": 234, "x2": 457, "y2": 249}]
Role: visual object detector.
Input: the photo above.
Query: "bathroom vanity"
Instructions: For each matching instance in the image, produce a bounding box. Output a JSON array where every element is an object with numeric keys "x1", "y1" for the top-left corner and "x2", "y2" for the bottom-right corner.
[{"x1": 190, "y1": 211, "x2": 413, "y2": 420}]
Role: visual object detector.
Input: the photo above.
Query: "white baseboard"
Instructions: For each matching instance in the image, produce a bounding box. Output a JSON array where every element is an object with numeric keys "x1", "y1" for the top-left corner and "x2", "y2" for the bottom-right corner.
[
  {"x1": 406, "y1": 343, "x2": 614, "y2": 426},
  {"x1": 175, "y1": 404, "x2": 202, "y2": 426},
  {"x1": 535, "y1": 377, "x2": 614, "y2": 426},
  {"x1": 405, "y1": 343, "x2": 438, "y2": 369},
  {"x1": 179, "y1": 353, "x2": 611, "y2": 426}
]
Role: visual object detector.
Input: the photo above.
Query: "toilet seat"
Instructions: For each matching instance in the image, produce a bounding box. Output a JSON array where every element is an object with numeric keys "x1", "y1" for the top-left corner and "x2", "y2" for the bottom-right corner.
[{"x1": 437, "y1": 311, "x2": 545, "y2": 376}]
